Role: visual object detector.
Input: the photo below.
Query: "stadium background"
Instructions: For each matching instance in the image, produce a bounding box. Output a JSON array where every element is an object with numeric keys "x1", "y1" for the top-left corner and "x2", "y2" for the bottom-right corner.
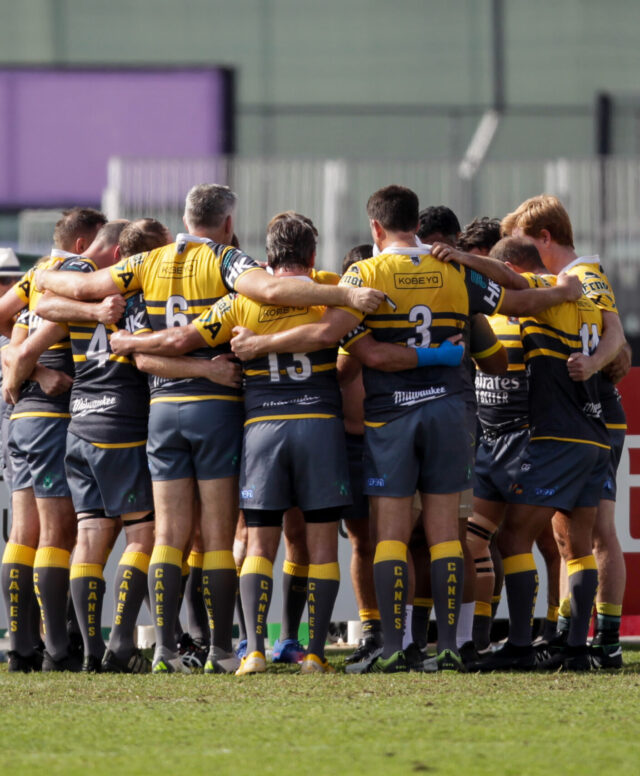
[{"x1": 0, "y1": 0, "x2": 639, "y2": 633}]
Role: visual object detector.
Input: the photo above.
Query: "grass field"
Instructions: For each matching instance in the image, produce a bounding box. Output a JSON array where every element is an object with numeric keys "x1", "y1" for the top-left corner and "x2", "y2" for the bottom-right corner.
[{"x1": 1, "y1": 648, "x2": 639, "y2": 776}]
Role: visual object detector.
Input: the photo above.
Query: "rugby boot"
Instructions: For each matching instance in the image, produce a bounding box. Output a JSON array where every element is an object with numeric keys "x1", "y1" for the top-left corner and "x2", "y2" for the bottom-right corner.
[
  {"x1": 204, "y1": 645, "x2": 241, "y2": 674},
  {"x1": 42, "y1": 650, "x2": 83, "y2": 672},
  {"x1": 366, "y1": 650, "x2": 408, "y2": 674},
  {"x1": 299, "y1": 653, "x2": 336, "y2": 674},
  {"x1": 470, "y1": 641, "x2": 536, "y2": 672},
  {"x1": 272, "y1": 638, "x2": 306, "y2": 664},
  {"x1": 235, "y1": 651, "x2": 267, "y2": 675},
  {"x1": 7, "y1": 650, "x2": 42, "y2": 673},
  {"x1": 102, "y1": 648, "x2": 151, "y2": 674},
  {"x1": 152, "y1": 646, "x2": 191, "y2": 674},
  {"x1": 589, "y1": 632, "x2": 623, "y2": 670}
]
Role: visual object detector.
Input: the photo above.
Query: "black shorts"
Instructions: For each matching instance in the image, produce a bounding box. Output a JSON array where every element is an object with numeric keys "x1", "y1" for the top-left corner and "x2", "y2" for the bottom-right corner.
[
  {"x1": 601, "y1": 428, "x2": 625, "y2": 502},
  {"x1": 65, "y1": 432, "x2": 154, "y2": 517},
  {"x1": 341, "y1": 433, "x2": 368, "y2": 521},
  {"x1": 147, "y1": 398, "x2": 244, "y2": 481},
  {"x1": 509, "y1": 439, "x2": 609, "y2": 511},
  {"x1": 474, "y1": 427, "x2": 530, "y2": 504}
]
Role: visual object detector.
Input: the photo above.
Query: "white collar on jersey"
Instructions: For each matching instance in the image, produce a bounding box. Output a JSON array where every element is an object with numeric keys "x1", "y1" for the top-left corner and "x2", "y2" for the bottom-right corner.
[
  {"x1": 560, "y1": 254, "x2": 600, "y2": 273},
  {"x1": 175, "y1": 232, "x2": 215, "y2": 253},
  {"x1": 372, "y1": 235, "x2": 433, "y2": 257},
  {"x1": 50, "y1": 249, "x2": 78, "y2": 260}
]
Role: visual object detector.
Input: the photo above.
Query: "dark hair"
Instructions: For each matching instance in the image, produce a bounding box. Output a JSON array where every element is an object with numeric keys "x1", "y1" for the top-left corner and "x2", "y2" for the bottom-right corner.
[
  {"x1": 458, "y1": 217, "x2": 501, "y2": 254},
  {"x1": 490, "y1": 236, "x2": 545, "y2": 272},
  {"x1": 53, "y1": 208, "x2": 107, "y2": 251},
  {"x1": 342, "y1": 243, "x2": 372, "y2": 274},
  {"x1": 366, "y1": 185, "x2": 419, "y2": 233},
  {"x1": 266, "y1": 213, "x2": 316, "y2": 270},
  {"x1": 417, "y1": 206, "x2": 461, "y2": 244},
  {"x1": 119, "y1": 218, "x2": 171, "y2": 257}
]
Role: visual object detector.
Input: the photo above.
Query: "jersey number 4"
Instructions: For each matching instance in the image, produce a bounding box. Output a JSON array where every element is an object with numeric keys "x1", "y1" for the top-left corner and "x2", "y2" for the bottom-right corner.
[{"x1": 86, "y1": 324, "x2": 110, "y2": 367}]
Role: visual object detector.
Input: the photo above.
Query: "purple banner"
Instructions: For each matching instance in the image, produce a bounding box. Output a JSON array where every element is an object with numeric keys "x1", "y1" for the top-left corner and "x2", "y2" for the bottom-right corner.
[{"x1": 0, "y1": 68, "x2": 234, "y2": 208}]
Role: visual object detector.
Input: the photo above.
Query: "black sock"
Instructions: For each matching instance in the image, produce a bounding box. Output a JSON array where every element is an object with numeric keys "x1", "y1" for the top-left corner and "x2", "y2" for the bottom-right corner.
[
  {"x1": 148, "y1": 545, "x2": 183, "y2": 653},
  {"x1": 239, "y1": 556, "x2": 273, "y2": 655},
  {"x1": 430, "y1": 541, "x2": 464, "y2": 653},
  {"x1": 70, "y1": 563, "x2": 106, "y2": 659},
  {"x1": 473, "y1": 600, "x2": 493, "y2": 651},
  {"x1": 503, "y1": 553, "x2": 538, "y2": 647},
  {"x1": 567, "y1": 556, "x2": 598, "y2": 648},
  {"x1": 202, "y1": 551, "x2": 237, "y2": 652},
  {"x1": 280, "y1": 560, "x2": 308, "y2": 642},
  {"x1": 307, "y1": 563, "x2": 340, "y2": 660},
  {"x1": 185, "y1": 552, "x2": 209, "y2": 644},
  {"x1": 373, "y1": 541, "x2": 408, "y2": 659},
  {"x1": 411, "y1": 597, "x2": 432, "y2": 650},
  {"x1": 33, "y1": 547, "x2": 71, "y2": 661},
  {"x1": 108, "y1": 551, "x2": 149, "y2": 659},
  {"x1": 1, "y1": 543, "x2": 37, "y2": 656}
]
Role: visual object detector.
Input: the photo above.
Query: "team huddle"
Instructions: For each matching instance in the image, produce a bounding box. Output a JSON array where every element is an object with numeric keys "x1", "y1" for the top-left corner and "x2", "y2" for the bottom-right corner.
[{"x1": 0, "y1": 183, "x2": 630, "y2": 675}]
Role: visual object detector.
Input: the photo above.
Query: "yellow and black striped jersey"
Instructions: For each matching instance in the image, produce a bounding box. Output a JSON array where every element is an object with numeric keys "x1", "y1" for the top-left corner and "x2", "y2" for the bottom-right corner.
[
  {"x1": 520, "y1": 273, "x2": 608, "y2": 448},
  {"x1": 109, "y1": 233, "x2": 261, "y2": 403},
  {"x1": 193, "y1": 283, "x2": 341, "y2": 425},
  {"x1": 60, "y1": 257, "x2": 149, "y2": 445},
  {"x1": 9, "y1": 253, "x2": 74, "y2": 419},
  {"x1": 563, "y1": 256, "x2": 625, "y2": 430},
  {"x1": 337, "y1": 248, "x2": 504, "y2": 423},
  {"x1": 475, "y1": 313, "x2": 529, "y2": 431}
]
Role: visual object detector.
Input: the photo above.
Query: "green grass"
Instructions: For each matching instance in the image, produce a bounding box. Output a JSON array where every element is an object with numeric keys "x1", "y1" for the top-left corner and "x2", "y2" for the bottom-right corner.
[{"x1": 1, "y1": 649, "x2": 640, "y2": 776}]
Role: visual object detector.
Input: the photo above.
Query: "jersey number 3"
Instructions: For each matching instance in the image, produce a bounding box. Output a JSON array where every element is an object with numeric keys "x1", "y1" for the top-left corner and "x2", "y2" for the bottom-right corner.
[{"x1": 407, "y1": 305, "x2": 432, "y2": 347}]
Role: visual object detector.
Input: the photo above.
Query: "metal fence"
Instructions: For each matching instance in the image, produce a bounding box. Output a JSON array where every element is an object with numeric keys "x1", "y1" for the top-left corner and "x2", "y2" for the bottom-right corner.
[{"x1": 17, "y1": 155, "x2": 640, "y2": 331}]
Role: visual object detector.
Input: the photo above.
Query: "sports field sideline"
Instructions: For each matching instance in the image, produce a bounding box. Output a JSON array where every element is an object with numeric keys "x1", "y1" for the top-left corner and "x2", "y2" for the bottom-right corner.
[{"x1": 2, "y1": 646, "x2": 639, "y2": 776}]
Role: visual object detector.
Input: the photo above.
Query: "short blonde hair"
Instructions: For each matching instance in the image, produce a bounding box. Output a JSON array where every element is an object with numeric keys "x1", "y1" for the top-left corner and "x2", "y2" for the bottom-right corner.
[{"x1": 501, "y1": 194, "x2": 574, "y2": 248}]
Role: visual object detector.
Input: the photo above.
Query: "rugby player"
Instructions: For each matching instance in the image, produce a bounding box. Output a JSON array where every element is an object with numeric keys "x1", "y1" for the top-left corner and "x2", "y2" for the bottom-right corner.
[
  {"x1": 0, "y1": 208, "x2": 110, "y2": 671},
  {"x1": 502, "y1": 195, "x2": 630, "y2": 668},
  {"x1": 229, "y1": 186, "x2": 580, "y2": 672},
  {"x1": 431, "y1": 237, "x2": 624, "y2": 670},
  {"x1": 35, "y1": 184, "x2": 385, "y2": 674},
  {"x1": 417, "y1": 207, "x2": 507, "y2": 663}
]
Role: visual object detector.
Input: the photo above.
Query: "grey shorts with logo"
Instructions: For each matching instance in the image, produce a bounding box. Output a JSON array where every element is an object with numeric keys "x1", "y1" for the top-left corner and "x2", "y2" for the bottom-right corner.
[
  {"x1": 474, "y1": 427, "x2": 530, "y2": 504},
  {"x1": 147, "y1": 399, "x2": 244, "y2": 481},
  {"x1": 65, "y1": 431, "x2": 153, "y2": 517},
  {"x1": 363, "y1": 395, "x2": 473, "y2": 498},
  {"x1": 509, "y1": 439, "x2": 609, "y2": 511},
  {"x1": 601, "y1": 428, "x2": 625, "y2": 502},
  {"x1": 8, "y1": 415, "x2": 71, "y2": 498},
  {"x1": 239, "y1": 417, "x2": 352, "y2": 512}
]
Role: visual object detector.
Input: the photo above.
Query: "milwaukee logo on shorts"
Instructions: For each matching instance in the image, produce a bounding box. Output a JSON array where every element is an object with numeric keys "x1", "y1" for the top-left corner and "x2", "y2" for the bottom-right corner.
[{"x1": 393, "y1": 272, "x2": 442, "y2": 289}]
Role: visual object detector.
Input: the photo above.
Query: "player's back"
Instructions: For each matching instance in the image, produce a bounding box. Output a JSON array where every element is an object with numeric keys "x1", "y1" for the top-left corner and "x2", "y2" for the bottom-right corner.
[
  {"x1": 476, "y1": 313, "x2": 529, "y2": 431},
  {"x1": 520, "y1": 295, "x2": 608, "y2": 448},
  {"x1": 196, "y1": 290, "x2": 342, "y2": 424},
  {"x1": 340, "y1": 251, "x2": 503, "y2": 421}
]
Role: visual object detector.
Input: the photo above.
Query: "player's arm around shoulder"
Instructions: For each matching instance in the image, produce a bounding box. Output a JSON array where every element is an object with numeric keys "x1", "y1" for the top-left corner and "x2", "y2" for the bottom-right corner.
[{"x1": 499, "y1": 272, "x2": 582, "y2": 317}]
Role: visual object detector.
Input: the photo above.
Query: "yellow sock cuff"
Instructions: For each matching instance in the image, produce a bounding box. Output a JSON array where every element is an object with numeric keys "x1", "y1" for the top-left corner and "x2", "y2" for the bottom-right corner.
[
  {"x1": 413, "y1": 598, "x2": 431, "y2": 609},
  {"x1": 596, "y1": 602, "x2": 622, "y2": 617},
  {"x1": 430, "y1": 540, "x2": 463, "y2": 562},
  {"x1": 308, "y1": 562, "x2": 340, "y2": 581},
  {"x1": 283, "y1": 560, "x2": 308, "y2": 577},
  {"x1": 34, "y1": 547, "x2": 70, "y2": 569},
  {"x1": 188, "y1": 552, "x2": 203, "y2": 569},
  {"x1": 203, "y1": 550, "x2": 236, "y2": 571},
  {"x1": 150, "y1": 545, "x2": 182, "y2": 568},
  {"x1": 374, "y1": 540, "x2": 407, "y2": 564},
  {"x1": 503, "y1": 553, "x2": 536, "y2": 575},
  {"x1": 359, "y1": 608, "x2": 380, "y2": 622},
  {"x1": 559, "y1": 598, "x2": 571, "y2": 618},
  {"x1": 181, "y1": 560, "x2": 191, "y2": 576},
  {"x1": 547, "y1": 605, "x2": 559, "y2": 622},
  {"x1": 475, "y1": 601, "x2": 492, "y2": 617},
  {"x1": 491, "y1": 595, "x2": 501, "y2": 605},
  {"x1": 120, "y1": 551, "x2": 150, "y2": 574},
  {"x1": 240, "y1": 556, "x2": 273, "y2": 577},
  {"x1": 2, "y1": 542, "x2": 36, "y2": 566},
  {"x1": 70, "y1": 563, "x2": 104, "y2": 580},
  {"x1": 567, "y1": 555, "x2": 597, "y2": 575}
]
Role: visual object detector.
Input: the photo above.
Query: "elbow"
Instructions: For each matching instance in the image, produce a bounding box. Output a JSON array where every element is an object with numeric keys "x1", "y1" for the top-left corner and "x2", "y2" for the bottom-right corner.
[{"x1": 133, "y1": 353, "x2": 151, "y2": 373}]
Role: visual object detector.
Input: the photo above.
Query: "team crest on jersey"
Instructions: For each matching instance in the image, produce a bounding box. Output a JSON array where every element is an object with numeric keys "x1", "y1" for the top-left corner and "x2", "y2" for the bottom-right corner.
[
  {"x1": 393, "y1": 271, "x2": 442, "y2": 290},
  {"x1": 258, "y1": 305, "x2": 307, "y2": 323}
]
